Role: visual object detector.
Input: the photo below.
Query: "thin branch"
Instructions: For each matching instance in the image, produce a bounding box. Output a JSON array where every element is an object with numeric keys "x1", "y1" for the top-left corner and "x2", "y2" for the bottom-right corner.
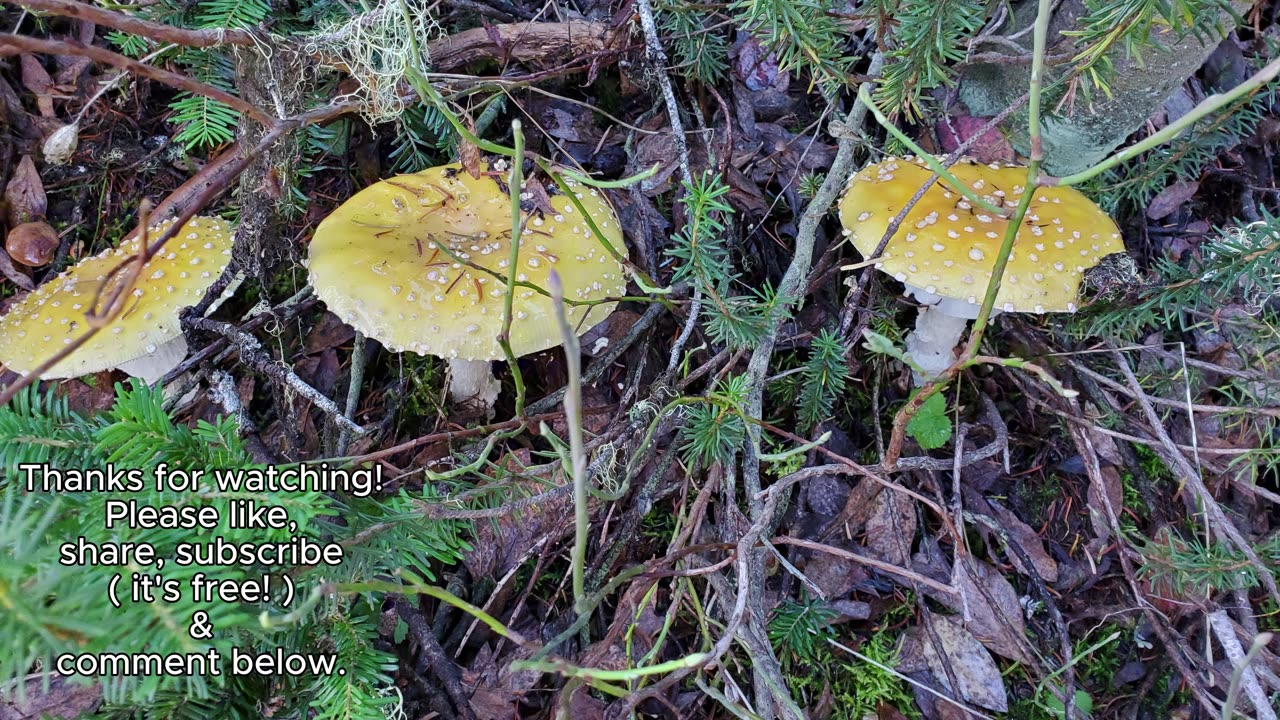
[
  {"x1": 188, "y1": 317, "x2": 366, "y2": 435},
  {"x1": 10, "y1": 0, "x2": 255, "y2": 47},
  {"x1": 0, "y1": 101, "x2": 351, "y2": 407},
  {"x1": 1112, "y1": 350, "x2": 1280, "y2": 608},
  {"x1": 0, "y1": 33, "x2": 276, "y2": 126}
]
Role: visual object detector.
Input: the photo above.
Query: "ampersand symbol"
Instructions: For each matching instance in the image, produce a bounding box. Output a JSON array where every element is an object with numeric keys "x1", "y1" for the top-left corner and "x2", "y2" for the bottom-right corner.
[{"x1": 188, "y1": 610, "x2": 213, "y2": 639}]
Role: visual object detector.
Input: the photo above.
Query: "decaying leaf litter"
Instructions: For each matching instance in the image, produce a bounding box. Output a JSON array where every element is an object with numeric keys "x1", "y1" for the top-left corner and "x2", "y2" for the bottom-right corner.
[{"x1": 0, "y1": 0, "x2": 1279, "y2": 717}]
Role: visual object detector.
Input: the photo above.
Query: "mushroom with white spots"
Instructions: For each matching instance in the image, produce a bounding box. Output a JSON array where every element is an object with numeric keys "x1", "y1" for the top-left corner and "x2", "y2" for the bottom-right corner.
[
  {"x1": 305, "y1": 163, "x2": 628, "y2": 410},
  {"x1": 0, "y1": 216, "x2": 234, "y2": 382},
  {"x1": 837, "y1": 155, "x2": 1124, "y2": 380}
]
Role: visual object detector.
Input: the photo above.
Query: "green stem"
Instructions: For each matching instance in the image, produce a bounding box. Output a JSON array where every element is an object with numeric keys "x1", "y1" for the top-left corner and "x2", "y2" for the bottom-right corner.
[
  {"x1": 500, "y1": 120, "x2": 528, "y2": 416},
  {"x1": 856, "y1": 84, "x2": 1007, "y2": 217},
  {"x1": 963, "y1": 0, "x2": 1052, "y2": 356},
  {"x1": 548, "y1": 271, "x2": 589, "y2": 617},
  {"x1": 1052, "y1": 54, "x2": 1280, "y2": 186}
]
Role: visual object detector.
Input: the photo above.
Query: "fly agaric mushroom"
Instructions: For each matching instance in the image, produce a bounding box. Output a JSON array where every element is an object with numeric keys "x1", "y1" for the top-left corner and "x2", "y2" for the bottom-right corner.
[
  {"x1": 838, "y1": 156, "x2": 1124, "y2": 379},
  {"x1": 306, "y1": 162, "x2": 627, "y2": 409},
  {"x1": 0, "y1": 216, "x2": 233, "y2": 382}
]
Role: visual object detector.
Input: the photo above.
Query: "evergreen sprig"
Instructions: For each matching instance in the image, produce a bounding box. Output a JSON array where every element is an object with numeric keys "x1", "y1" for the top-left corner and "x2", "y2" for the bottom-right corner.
[
  {"x1": 868, "y1": 0, "x2": 986, "y2": 120},
  {"x1": 667, "y1": 172, "x2": 784, "y2": 350},
  {"x1": 1062, "y1": 0, "x2": 1235, "y2": 98},
  {"x1": 730, "y1": 0, "x2": 853, "y2": 92},
  {"x1": 1, "y1": 381, "x2": 470, "y2": 718},
  {"x1": 797, "y1": 329, "x2": 849, "y2": 427},
  {"x1": 1076, "y1": 213, "x2": 1280, "y2": 341},
  {"x1": 680, "y1": 374, "x2": 751, "y2": 467},
  {"x1": 658, "y1": 0, "x2": 730, "y2": 85},
  {"x1": 1087, "y1": 85, "x2": 1276, "y2": 214},
  {"x1": 768, "y1": 595, "x2": 837, "y2": 669}
]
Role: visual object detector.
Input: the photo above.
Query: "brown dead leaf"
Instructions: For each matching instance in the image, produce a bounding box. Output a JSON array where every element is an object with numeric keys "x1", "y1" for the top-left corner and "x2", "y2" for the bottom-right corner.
[
  {"x1": 804, "y1": 473, "x2": 851, "y2": 516},
  {"x1": 1087, "y1": 464, "x2": 1124, "y2": 543},
  {"x1": 910, "y1": 613, "x2": 1009, "y2": 713},
  {"x1": 800, "y1": 542, "x2": 868, "y2": 598},
  {"x1": 1146, "y1": 180, "x2": 1199, "y2": 220},
  {"x1": 303, "y1": 312, "x2": 357, "y2": 355},
  {"x1": 579, "y1": 308, "x2": 639, "y2": 358},
  {"x1": 964, "y1": 489, "x2": 1058, "y2": 583},
  {"x1": 630, "y1": 133, "x2": 683, "y2": 195},
  {"x1": 19, "y1": 55, "x2": 54, "y2": 117},
  {"x1": 935, "y1": 116, "x2": 1016, "y2": 165},
  {"x1": 0, "y1": 674, "x2": 102, "y2": 720},
  {"x1": 60, "y1": 376, "x2": 119, "y2": 416},
  {"x1": 468, "y1": 687, "x2": 518, "y2": 720},
  {"x1": 945, "y1": 558, "x2": 1031, "y2": 664},
  {"x1": 5, "y1": 155, "x2": 47, "y2": 225},
  {"x1": 0, "y1": 248, "x2": 34, "y2": 290},
  {"x1": 463, "y1": 466, "x2": 573, "y2": 579},
  {"x1": 864, "y1": 487, "x2": 916, "y2": 568}
]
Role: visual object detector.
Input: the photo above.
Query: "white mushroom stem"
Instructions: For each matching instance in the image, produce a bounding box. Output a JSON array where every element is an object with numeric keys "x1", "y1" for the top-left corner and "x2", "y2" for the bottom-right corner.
[
  {"x1": 115, "y1": 336, "x2": 190, "y2": 384},
  {"x1": 905, "y1": 307, "x2": 970, "y2": 383},
  {"x1": 448, "y1": 358, "x2": 501, "y2": 410}
]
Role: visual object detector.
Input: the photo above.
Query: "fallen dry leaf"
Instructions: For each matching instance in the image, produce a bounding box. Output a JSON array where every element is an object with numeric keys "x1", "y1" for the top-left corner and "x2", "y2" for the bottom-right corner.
[
  {"x1": 19, "y1": 54, "x2": 54, "y2": 117},
  {"x1": 0, "y1": 674, "x2": 102, "y2": 720},
  {"x1": 734, "y1": 33, "x2": 780, "y2": 92},
  {"x1": 5, "y1": 155, "x2": 47, "y2": 225},
  {"x1": 964, "y1": 489, "x2": 1058, "y2": 583},
  {"x1": 908, "y1": 612, "x2": 1009, "y2": 713},
  {"x1": 945, "y1": 558, "x2": 1031, "y2": 664},
  {"x1": 864, "y1": 487, "x2": 916, "y2": 568},
  {"x1": 0, "y1": 248, "x2": 34, "y2": 290},
  {"x1": 1146, "y1": 180, "x2": 1200, "y2": 220},
  {"x1": 935, "y1": 115, "x2": 1016, "y2": 165}
]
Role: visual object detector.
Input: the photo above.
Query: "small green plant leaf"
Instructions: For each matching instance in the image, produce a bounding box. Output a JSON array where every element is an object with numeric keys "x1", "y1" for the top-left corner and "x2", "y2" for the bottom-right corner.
[{"x1": 906, "y1": 392, "x2": 951, "y2": 450}]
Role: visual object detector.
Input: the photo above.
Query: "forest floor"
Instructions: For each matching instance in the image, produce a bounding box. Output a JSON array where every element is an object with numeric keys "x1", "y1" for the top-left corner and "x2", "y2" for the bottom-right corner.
[{"x1": 1, "y1": 0, "x2": 1280, "y2": 718}]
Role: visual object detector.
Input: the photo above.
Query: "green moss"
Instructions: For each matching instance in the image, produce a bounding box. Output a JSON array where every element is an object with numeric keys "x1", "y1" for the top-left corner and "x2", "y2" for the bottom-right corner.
[
  {"x1": 394, "y1": 354, "x2": 446, "y2": 435},
  {"x1": 779, "y1": 601, "x2": 919, "y2": 718}
]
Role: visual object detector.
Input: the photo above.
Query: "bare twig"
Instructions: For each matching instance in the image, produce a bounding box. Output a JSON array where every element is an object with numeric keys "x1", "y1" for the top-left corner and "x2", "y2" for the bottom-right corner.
[
  {"x1": 1208, "y1": 610, "x2": 1277, "y2": 720},
  {"x1": 188, "y1": 317, "x2": 366, "y2": 435},
  {"x1": 0, "y1": 34, "x2": 276, "y2": 126},
  {"x1": 335, "y1": 333, "x2": 367, "y2": 456},
  {"x1": 10, "y1": 0, "x2": 255, "y2": 46},
  {"x1": 1112, "y1": 350, "x2": 1280, "y2": 607}
]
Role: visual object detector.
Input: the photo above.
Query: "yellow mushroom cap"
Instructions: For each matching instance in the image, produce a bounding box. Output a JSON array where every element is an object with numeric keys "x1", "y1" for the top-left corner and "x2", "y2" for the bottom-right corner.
[
  {"x1": 837, "y1": 156, "x2": 1125, "y2": 314},
  {"x1": 306, "y1": 163, "x2": 628, "y2": 361},
  {"x1": 0, "y1": 216, "x2": 233, "y2": 378}
]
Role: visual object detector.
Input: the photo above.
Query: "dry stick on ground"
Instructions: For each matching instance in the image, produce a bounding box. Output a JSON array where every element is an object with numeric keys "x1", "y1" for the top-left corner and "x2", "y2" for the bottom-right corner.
[
  {"x1": 1207, "y1": 609, "x2": 1278, "y2": 720},
  {"x1": 727, "y1": 54, "x2": 886, "y2": 720},
  {"x1": 0, "y1": 34, "x2": 276, "y2": 126},
  {"x1": 1112, "y1": 349, "x2": 1280, "y2": 608},
  {"x1": 0, "y1": 100, "x2": 352, "y2": 407},
  {"x1": 391, "y1": 595, "x2": 476, "y2": 720},
  {"x1": 1071, "y1": 360, "x2": 1280, "y2": 419},
  {"x1": 187, "y1": 316, "x2": 365, "y2": 435},
  {"x1": 13, "y1": 0, "x2": 612, "y2": 73},
  {"x1": 616, "y1": 462, "x2": 808, "y2": 718},
  {"x1": 771, "y1": 537, "x2": 956, "y2": 595},
  {"x1": 11, "y1": 0, "x2": 255, "y2": 46},
  {"x1": 631, "y1": 0, "x2": 700, "y2": 377},
  {"x1": 1067, "y1": 414, "x2": 1224, "y2": 716},
  {"x1": 965, "y1": 509, "x2": 1078, "y2": 710}
]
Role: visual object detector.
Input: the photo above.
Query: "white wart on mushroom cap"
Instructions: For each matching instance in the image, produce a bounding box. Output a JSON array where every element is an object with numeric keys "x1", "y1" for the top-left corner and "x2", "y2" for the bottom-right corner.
[
  {"x1": 0, "y1": 216, "x2": 233, "y2": 381},
  {"x1": 305, "y1": 163, "x2": 628, "y2": 362},
  {"x1": 837, "y1": 155, "x2": 1124, "y2": 314}
]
